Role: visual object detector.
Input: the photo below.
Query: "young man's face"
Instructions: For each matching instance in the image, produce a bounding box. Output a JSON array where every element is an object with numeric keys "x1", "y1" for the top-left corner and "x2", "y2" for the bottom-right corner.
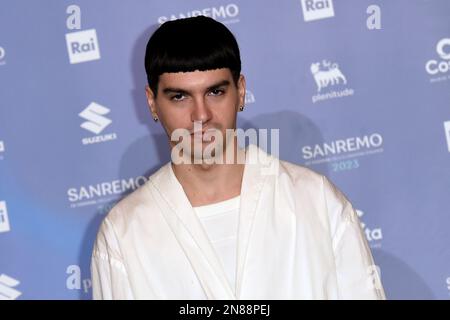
[{"x1": 145, "y1": 68, "x2": 246, "y2": 161}]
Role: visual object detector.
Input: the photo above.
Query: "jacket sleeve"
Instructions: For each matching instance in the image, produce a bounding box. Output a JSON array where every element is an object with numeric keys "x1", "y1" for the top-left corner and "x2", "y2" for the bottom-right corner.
[
  {"x1": 322, "y1": 176, "x2": 386, "y2": 300},
  {"x1": 90, "y1": 217, "x2": 134, "y2": 300}
]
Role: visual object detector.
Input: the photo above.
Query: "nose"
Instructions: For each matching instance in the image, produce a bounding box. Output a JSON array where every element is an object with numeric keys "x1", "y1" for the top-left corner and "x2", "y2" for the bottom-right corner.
[{"x1": 191, "y1": 97, "x2": 212, "y2": 125}]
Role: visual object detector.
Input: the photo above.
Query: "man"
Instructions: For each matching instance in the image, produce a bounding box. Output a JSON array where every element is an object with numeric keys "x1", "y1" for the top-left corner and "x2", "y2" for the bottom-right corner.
[{"x1": 90, "y1": 16, "x2": 386, "y2": 300}]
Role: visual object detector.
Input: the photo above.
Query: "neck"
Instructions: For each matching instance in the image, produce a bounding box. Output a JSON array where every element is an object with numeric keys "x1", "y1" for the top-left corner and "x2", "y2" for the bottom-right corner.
[{"x1": 171, "y1": 141, "x2": 246, "y2": 207}]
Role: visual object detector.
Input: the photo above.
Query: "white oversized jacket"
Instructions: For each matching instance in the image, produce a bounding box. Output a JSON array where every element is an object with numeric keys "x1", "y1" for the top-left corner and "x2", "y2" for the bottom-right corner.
[{"x1": 91, "y1": 144, "x2": 386, "y2": 300}]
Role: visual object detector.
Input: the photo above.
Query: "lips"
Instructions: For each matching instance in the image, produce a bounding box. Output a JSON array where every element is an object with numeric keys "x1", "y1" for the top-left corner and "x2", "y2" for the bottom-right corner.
[
  {"x1": 190, "y1": 126, "x2": 214, "y2": 135},
  {"x1": 190, "y1": 130, "x2": 207, "y2": 135},
  {"x1": 191, "y1": 128, "x2": 217, "y2": 141}
]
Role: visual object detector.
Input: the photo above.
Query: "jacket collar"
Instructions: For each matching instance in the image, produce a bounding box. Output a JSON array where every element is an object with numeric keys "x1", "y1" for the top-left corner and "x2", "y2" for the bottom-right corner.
[{"x1": 147, "y1": 144, "x2": 275, "y2": 299}]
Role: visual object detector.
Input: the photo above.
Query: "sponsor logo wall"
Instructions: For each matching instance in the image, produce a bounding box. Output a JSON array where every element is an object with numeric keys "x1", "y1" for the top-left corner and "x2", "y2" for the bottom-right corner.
[{"x1": 0, "y1": 0, "x2": 449, "y2": 299}]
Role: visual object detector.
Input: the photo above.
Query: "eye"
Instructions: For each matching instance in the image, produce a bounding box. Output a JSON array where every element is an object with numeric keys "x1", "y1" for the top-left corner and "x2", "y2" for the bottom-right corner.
[
  {"x1": 171, "y1": 93, "x2": 185, "y2": 101},
  {"x1": 209, "y1": 89, "x2": 224, "y2": 96}
]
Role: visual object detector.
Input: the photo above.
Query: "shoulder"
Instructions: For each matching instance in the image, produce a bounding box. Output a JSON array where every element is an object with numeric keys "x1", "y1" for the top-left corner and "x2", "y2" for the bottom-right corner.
[
  {"x1": 95, "y1": 163, "x2": 170, "y2": 242},
  {"x1": 278, "y1": 158, "x2": 351, "y2": 207},
  {"x1": 277, "y1": 158, "x2": 358, "y2": 239},
  {"x1": 279, "y1": 159, "x2": 324, "y2": 187}
]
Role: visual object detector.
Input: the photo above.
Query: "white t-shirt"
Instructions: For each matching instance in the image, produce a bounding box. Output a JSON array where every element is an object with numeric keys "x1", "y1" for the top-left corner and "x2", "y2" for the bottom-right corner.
[{"x1": 193, "y1": 195, "x2": 240, "y2": 294}]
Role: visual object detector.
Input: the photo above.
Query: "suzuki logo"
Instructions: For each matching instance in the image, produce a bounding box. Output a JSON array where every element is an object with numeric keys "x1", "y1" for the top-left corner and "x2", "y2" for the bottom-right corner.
[
  {"x1": 0, "y1": 274, "x2": 21, "y2": 300},
  {"x1": 79, "y1": 102, "x2": 112, "y2": 134}
]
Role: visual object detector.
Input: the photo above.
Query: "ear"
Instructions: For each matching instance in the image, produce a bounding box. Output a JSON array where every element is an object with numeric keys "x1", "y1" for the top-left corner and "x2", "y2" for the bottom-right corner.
[
  {"x1": 145, "y1": 85, "x2": 158, "y2": 119},
  {"x1": 237, "y1": 74, "x2": 246, "y2": 108}
]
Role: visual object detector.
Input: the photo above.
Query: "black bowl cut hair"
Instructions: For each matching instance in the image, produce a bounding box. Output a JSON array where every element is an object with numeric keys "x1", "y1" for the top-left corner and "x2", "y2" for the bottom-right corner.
[{"x1": 144, "y1": 16, "x2": 241, "y2": 97}]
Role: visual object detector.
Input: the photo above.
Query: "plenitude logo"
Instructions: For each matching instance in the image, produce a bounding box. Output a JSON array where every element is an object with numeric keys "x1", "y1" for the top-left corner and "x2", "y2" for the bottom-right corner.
[{"x1": 310, "y1": 60, "x2": 354, "y2": 103}]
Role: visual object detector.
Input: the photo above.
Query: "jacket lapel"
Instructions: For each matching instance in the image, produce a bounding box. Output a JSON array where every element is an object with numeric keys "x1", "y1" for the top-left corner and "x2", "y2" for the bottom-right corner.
[
  {"x1": 147, "y1": 144, "x2": 275, "y2": 300},
  {"x1": 148, "y1": 162, "x2": 236, "y2": 299},
  {"x1": 234, "y1": 144, "x2": 274, "y2": 298}
]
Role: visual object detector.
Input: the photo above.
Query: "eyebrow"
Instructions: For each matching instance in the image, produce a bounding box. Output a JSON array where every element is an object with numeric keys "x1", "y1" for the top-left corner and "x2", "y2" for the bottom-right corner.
[{"x1": 162, "y1": 80, "x2": 231, "y2": 96}]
